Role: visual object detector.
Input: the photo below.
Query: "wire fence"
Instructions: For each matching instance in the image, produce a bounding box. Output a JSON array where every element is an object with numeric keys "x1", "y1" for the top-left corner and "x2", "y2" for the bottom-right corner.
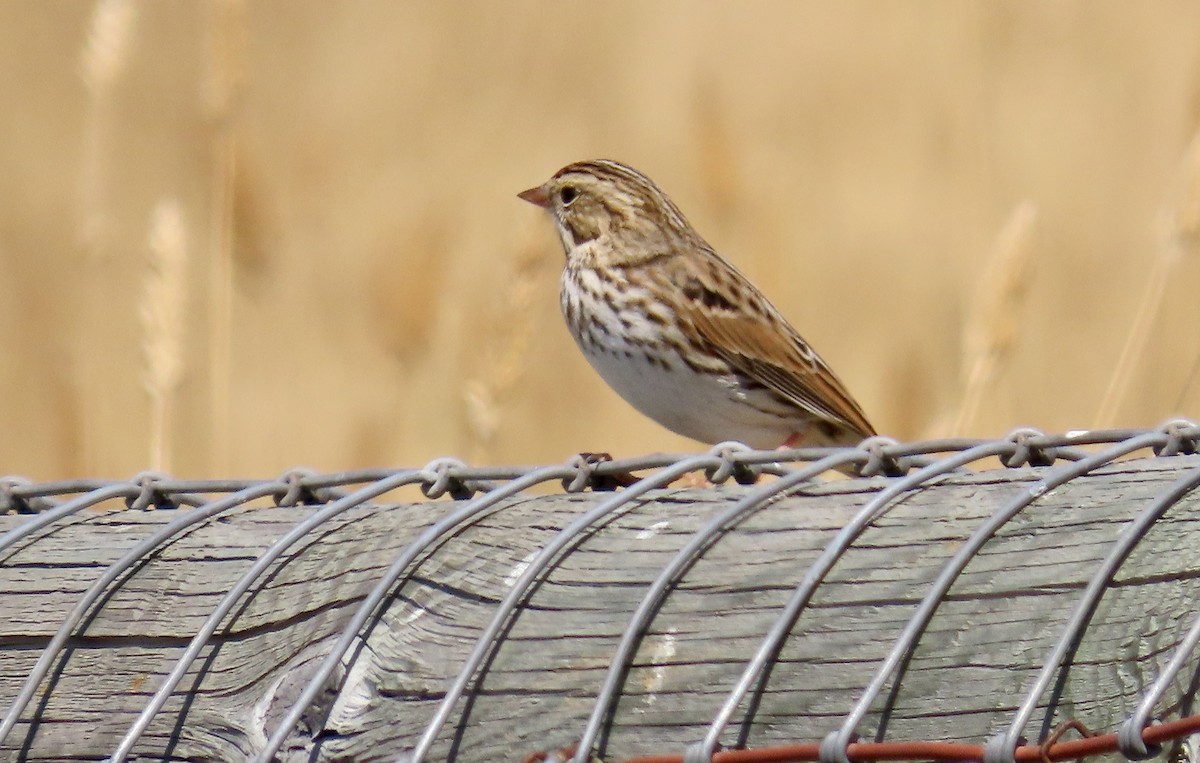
[{"x1": 1, "y1": 423, "x2": 1200, "y2": 762}]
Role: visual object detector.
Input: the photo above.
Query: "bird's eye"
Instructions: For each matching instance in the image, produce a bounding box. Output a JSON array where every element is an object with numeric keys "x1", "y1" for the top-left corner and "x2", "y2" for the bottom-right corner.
[{"x1": 560, "y1": 186, "x2": 578, "y2": 206}]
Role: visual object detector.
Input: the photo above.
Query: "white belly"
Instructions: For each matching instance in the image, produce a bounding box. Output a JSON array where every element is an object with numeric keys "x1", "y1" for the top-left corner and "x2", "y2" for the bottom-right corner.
[
  {"x1": 562, "y1": 269, "x2": 794, "y2": 448},
  {"x1": 581, "y1": 343, "x2": 793, "y2": 448}
]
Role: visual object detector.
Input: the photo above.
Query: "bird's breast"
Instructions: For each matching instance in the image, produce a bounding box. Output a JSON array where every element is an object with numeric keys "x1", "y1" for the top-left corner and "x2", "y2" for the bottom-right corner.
[{"x1": 558, "y1": 265, "x2": 797, "y2": 447}]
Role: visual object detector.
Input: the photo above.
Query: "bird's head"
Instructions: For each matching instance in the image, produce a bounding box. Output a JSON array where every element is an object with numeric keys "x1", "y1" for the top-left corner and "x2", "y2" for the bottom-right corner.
[{"x1": 518, "y1": 159, "x2": 701, "y2": 266}]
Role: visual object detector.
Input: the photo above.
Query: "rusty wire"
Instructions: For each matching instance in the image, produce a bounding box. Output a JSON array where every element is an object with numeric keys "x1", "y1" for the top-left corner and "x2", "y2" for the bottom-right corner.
[
  {"x1": 0, "y1": 424, "x2": 1198, "y2": 762},
  {"x1": 618, "y1": 713, "x2": 1200, "y2": 763}
]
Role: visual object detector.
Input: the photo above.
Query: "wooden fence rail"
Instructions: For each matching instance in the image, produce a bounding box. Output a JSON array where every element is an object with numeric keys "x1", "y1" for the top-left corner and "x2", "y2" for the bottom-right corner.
[{"x1": 1, "y1": 450, "x2": 1200, "y2": 762}]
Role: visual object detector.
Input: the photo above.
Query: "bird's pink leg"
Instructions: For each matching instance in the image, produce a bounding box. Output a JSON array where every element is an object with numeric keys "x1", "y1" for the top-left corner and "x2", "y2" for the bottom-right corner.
[{"x1": 781, "y1": 432, "x2": 804, "y2": 449}]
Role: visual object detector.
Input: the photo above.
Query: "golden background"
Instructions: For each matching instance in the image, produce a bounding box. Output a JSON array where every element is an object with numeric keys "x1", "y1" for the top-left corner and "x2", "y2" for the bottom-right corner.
[{"x1": 2, "y1": 1, "x2": 1199, "y2": 480}]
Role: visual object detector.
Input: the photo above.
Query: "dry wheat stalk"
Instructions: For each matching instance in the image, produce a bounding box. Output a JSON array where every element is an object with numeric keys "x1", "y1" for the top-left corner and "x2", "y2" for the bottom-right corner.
[
  {"x1": 693, "y1": 81, "x2": 739, "y2": 221},
  {"x1": 204, "y1": 0, "x2": 245, "y2": 473},
  {"x1": 1095, "y1": 128, "x2": 1200, "y2": 427},
  {"x1": 140, "y1": 201, "x2": 188, "y2": 472},
  {"x1": 81, "y1": 0, "x2": 135, "y2": 96},
  {"x1": 76, "y1": 0, "x2": 138, "y2": 474},
  {"x1": 79, "y1": 0, "x2": 135, "y2": 255},
  {"x1": 462, "y1": 225, "x2": 553, "y2": 461},
  {"x1": 1171, "y1": 128, "x2": 1200, "y2": 415},
  {"x1": 952, "y1": 201, "x2": 1038, "y2": 436}
]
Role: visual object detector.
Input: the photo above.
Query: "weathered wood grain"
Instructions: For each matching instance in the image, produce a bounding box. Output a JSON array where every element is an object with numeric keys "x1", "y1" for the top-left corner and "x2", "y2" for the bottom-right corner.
[{"x1": 1, "y1": 457, "x2": 1200, "y2": 762}]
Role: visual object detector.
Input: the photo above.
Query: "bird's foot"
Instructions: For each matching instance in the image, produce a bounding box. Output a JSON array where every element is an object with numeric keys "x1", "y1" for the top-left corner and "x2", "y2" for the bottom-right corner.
[{"x1": 781, "y1": 431, "x2": 804, "y2": 449}]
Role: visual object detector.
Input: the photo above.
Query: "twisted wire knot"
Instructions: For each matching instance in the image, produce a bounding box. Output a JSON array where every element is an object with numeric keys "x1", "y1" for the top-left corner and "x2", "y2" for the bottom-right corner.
[
  {"x1": 1154, "y1": 418, "x2": 1200, "y2": 457},
  {"x1": 818, "y1": 729, "x2": 859, "y2": 763},
  {"x1": 1001, "y1": 428, "x2": 1057, "y2": 468},
  {"x1": 857, "y1": 436, "x2": 906, "y2": 478},
  {"x1": 274, "y1": 468, "x2": 319, "y2": 507},
  {"x1": 563, "y1": 453, "x2": 612, "y2": 493},
  {"x1": 419, "y1": 458, "x2": 469, "y2": 499},
  {"x1": 125, "y1": 471, "x2": 174, "y2": 511},
  {"x1": 1117, "y1": 717, "x2": 1163, "y2": 761},
  {"x1": 704, "y1": 441, "x2": 758, "y2": 485},
  {"x1": 0, "y1": 476, "x2": 32, "y2": 515}
]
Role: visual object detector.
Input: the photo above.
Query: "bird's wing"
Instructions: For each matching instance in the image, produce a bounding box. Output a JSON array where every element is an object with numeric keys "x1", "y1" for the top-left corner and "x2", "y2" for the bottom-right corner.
[{"x1": 673, "y1": 260, "x2": 876, "y2": 439}]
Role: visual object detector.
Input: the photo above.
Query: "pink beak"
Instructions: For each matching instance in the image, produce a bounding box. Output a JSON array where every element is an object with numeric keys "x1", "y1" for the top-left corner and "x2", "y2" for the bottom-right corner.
[{"x1": 517, "y1": 185, "x2": 550, "y2": 208}]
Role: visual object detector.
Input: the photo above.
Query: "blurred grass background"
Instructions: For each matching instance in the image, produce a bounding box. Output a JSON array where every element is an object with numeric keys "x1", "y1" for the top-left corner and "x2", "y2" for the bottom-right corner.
[{"x1": 1, "y1": 1, "x2": 1199, "y2": 480}]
